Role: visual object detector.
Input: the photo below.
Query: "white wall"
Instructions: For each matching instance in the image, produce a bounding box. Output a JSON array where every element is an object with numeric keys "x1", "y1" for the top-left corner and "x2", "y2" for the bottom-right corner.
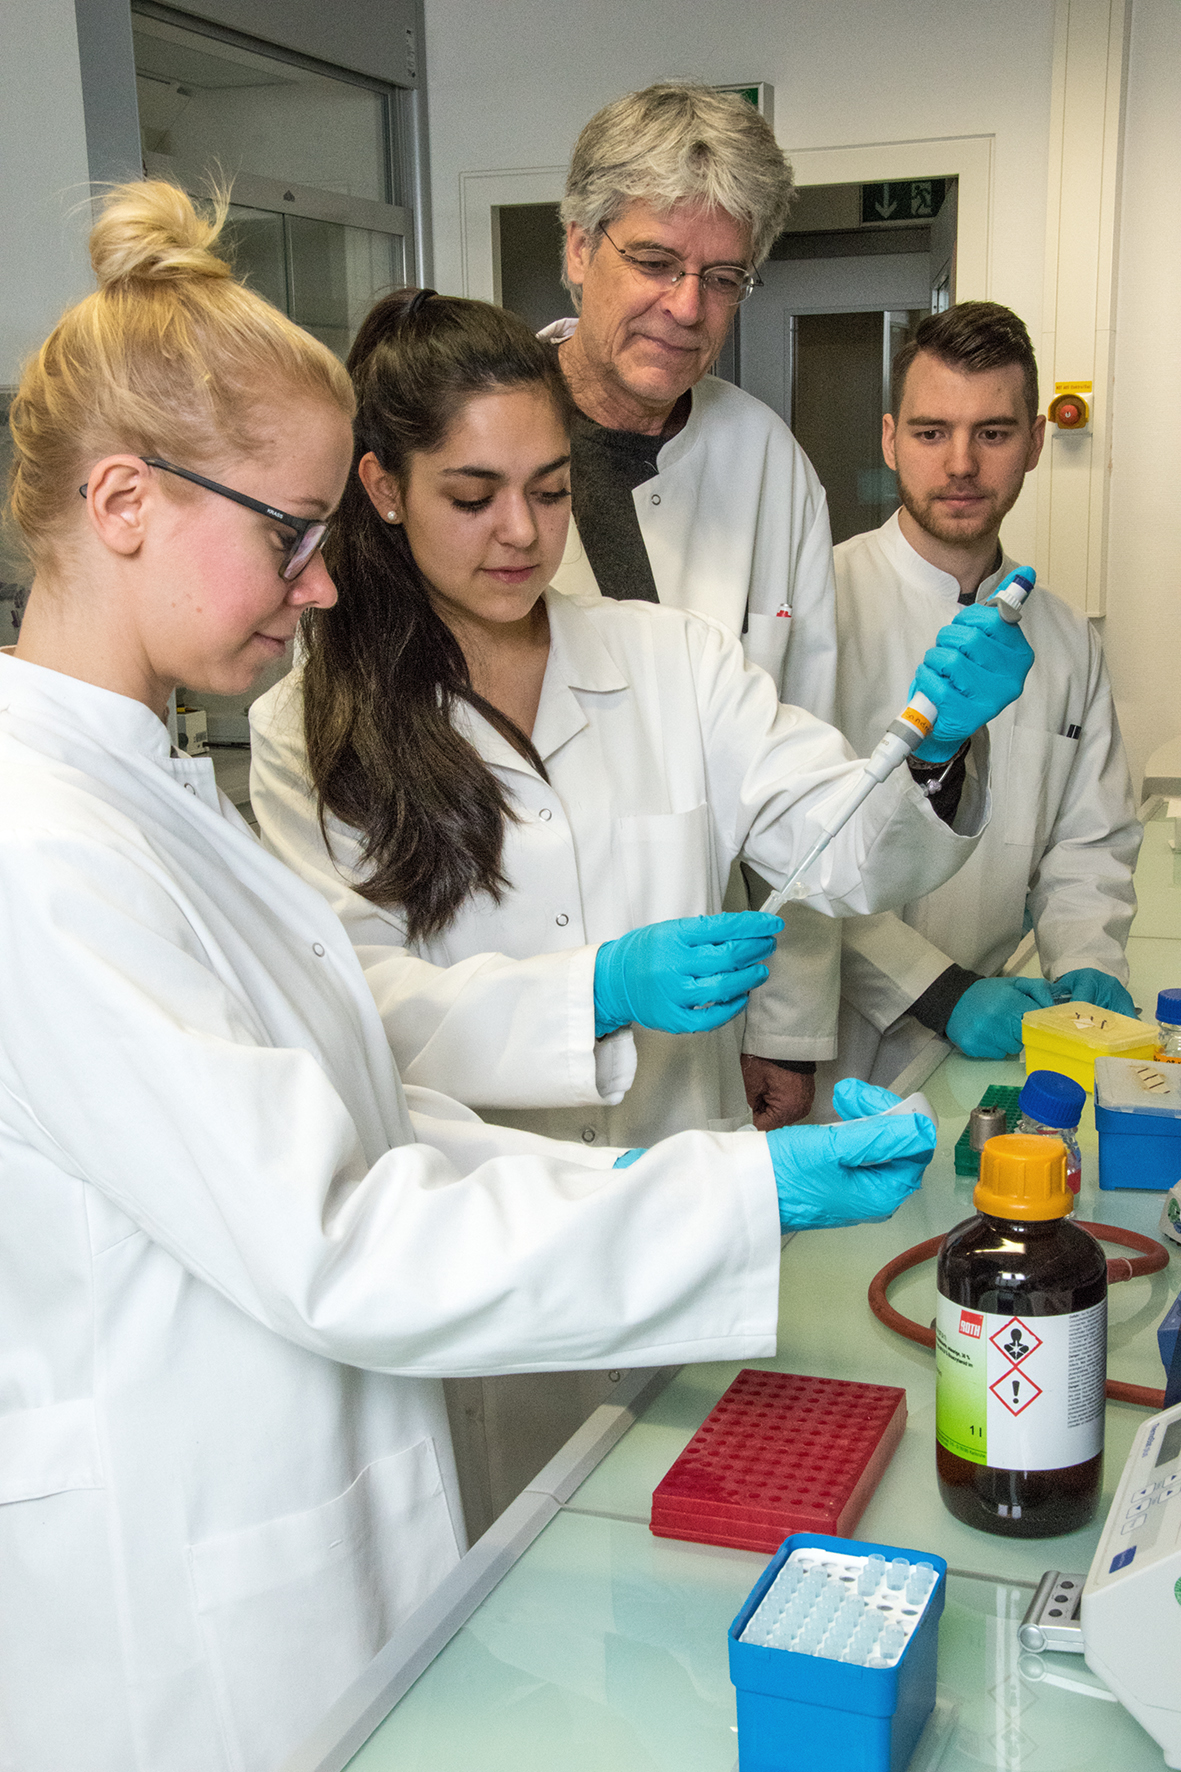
[
  {"x1": 422, "y1": 0, "x2": 1181, "y2": 791},
  {"x1": 421, "y1": 0, "x2": 1054, "y2": 322},
  {"x1": 0, "y1": 0, "x2": 92, "y2": 386},
  {"x1": 1103, "y1": 0, "x2": 1181, "y2": 792}
]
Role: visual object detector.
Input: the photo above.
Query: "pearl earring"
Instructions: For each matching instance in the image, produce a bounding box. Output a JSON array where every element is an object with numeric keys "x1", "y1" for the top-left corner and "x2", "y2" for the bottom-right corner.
[{"x1": 386, "y1": 510, "x2": 399, "y2": 523}]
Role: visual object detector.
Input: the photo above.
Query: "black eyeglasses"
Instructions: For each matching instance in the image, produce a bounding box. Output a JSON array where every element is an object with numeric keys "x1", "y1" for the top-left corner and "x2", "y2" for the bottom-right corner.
[
  {"x1": 78, "y1": 457, "x2": 329, "y2": 582},
  {"x1": 599, "y1": 228, "x2": 762, "y2": 306}
]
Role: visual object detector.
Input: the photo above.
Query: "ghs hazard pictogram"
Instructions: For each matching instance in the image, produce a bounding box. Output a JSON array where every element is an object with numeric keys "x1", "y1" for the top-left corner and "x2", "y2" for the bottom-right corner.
[
  {"x1": 990, "y1": 1368, "x2": 1043, "y2": 1416},
  {"x1": 989, "y1": 1319, "x2": 1042, "y2": 1366}
]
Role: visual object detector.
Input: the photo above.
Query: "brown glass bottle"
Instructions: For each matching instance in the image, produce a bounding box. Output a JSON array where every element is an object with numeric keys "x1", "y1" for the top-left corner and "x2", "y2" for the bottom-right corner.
[{"x1": 936, "y1": 1134, "x2": 1107, "y2": 1538}]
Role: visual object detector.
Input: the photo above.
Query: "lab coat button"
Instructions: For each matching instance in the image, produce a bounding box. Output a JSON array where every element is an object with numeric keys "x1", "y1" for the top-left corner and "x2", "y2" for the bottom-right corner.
[
  {"x1": 650, "y1": 493, "x2": 661, "y2": 505},
  {"x1": 539, "y1": 807, "x2": 552, "y2": 820},
  {"x1": 183, "y1": 781, "x2": 196, "y2": 794},
  {"x1": 556, "y1": 913, "x2": 569, "y2": 926},
  {"x1": 312, "y1": 942, "x2": 326, "y2": 957},
  {"x1": 581, "y1": 1127, "x2": 597, "y2": 1143}
]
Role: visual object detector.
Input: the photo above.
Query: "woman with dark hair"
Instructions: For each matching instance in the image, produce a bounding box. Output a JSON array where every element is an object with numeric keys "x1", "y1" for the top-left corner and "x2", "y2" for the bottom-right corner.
[{"x1": 249, "y1": 288, "x2": 1030, "y2": 1151}]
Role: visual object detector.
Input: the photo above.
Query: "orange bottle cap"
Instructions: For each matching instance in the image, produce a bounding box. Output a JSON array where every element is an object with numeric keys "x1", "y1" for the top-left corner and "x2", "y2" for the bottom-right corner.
[{"x1": 973, "y1": 1133, "x2": 1072, "y2": 1221}]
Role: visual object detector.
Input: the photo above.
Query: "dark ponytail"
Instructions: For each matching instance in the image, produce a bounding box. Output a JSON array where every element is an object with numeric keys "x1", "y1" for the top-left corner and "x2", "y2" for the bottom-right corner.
[{"x1": 302, "y1": 289, "x2": 575, "y2": 943}]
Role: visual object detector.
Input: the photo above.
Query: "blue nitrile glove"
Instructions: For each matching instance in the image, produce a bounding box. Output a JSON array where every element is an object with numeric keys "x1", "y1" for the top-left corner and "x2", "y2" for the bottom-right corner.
[
  {"x1": 946, "y1": 974, "x2": 1058, "y2": 1059},
  {"x1": 1053, "y1": 968, "x2": 1137, "y2": 1017},
  {"x1": 614, "y1": 1149, "x2": 645, "y2": 1168},
  {"x1": 766, "y1": 1078, "x2": 936, "y2": 1231},
  {"x1": 594, "y1": 911, "x2": 782, "y2": 1038},
  {"x1": 910, "y1": 603, "x2": 1035, "y2": 762}
]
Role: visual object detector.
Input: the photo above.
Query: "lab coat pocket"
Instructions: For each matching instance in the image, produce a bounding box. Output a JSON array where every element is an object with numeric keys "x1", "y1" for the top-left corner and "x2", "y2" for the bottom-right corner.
[
  {"x1": 618, "y1": 802, "x2": 714, "y2": 924},
  {"x1": 1004, "y1": 727, "x2": 1079, "y2": 852},
  {"x1": 0, "y1": 1398, "x2": 103, "y2": 1504},
  {"x1": 188, "y1": 1438, "x2": 460, "y2": 1772}
]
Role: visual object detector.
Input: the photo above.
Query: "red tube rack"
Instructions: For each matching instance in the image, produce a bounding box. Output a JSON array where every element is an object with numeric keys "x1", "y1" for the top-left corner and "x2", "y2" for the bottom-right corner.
[{"x1": 650, "y1": 1369, "x2": 907, "y2": 1553}]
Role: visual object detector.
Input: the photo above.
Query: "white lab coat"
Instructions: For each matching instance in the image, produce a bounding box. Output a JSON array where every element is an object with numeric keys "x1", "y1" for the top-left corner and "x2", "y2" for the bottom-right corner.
[
  {"x1": 0, "y1": 652, "x2": 788, "y2": 1772},
  {"x1": 250, "y1": 591, "x2": 992, "y2": 1152},
  {"x1": 828, "y1": 511, "x2": 1141, "y2": 1087},
  {"x1": 543, "y1": 320, "x2": 841, "y2": 1061}
]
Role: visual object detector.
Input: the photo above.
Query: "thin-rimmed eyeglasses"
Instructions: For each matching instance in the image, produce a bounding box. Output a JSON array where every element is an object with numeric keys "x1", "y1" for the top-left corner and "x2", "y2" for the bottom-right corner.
[
  {"x1": 79, "y1": 457, "x2": 328, "y2": 582},
  {"x1": 599, "y1": 228, "x2": 762, "y2": 305}
]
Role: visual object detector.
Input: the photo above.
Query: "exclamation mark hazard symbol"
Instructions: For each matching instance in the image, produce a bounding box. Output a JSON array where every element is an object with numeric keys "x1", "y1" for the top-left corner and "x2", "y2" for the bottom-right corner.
[{"x1": 990, "y1": 1365, "x2": 1043, "y2": 1416}]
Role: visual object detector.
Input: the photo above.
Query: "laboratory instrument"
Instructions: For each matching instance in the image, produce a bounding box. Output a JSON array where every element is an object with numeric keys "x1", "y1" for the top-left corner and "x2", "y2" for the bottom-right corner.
[
  {"x1": 761, "y1": 567, "x2": 1035, "y2": 916},
  {"x1": 1082, "y1": 1399, "x2": 1181, "y2": 1768},
  {"x1": 650, "y1": 1368, "x2": 906, "y2": 1551},
  {"x1": 1021, "y1": 999, "x2": 1155, "y2": 1092},
  {"x1": 1162, "y1": 1183, "x2": 1181, "y2": 1249},
  {"x1": 936, "y1": 1133, "x2": 1108, "y2": 1536},
  {"x1": 970, "y1": 1102, "x2": 1009, "y2": 1151},
  {"x1": 1018, "y1": 1068, "x2": 1085, "y2": 1194},
  {"x1": 1094, "y1": 1055, "x2": 1181, "y2": 1190},
  {"x1": 1018, "y1": 1569, "x2": 1085, "y2": 1652},
  {"x1": 1155, "y1": 987, "x2": 1181, "y2": 1061},
  {"x1": 953, "y1": 1084, "x2": 1021, "y2": 1177},
  {"x1": 729, "y1": 1533, "x2": 946, "y2": 1772}
]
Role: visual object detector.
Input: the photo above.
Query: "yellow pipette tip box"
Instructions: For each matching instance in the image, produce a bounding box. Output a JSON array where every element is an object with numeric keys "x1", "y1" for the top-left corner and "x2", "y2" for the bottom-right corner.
[{"x1": 1021, "y1": 1001, "x2": 1156, "y2": 1093}]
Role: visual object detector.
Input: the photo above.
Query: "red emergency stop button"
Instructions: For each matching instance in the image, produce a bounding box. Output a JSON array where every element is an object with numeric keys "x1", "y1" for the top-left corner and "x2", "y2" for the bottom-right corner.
[{"x1": 1048, "y1": 392, "x2": 1090, "y2": 430}]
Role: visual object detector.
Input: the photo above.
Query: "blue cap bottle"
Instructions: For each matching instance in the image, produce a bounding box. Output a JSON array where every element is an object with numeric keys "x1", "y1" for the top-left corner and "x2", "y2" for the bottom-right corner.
[
  {"x1": 1019, "y1": 1070, "x2": 1086, "y2": 1128},
  {"x1": 1018, "y1": 1070, "x2": 1085, "y2": 1194},
  {"x1": 1156, "y1": 991, "x2": 1181, "y2": 1061}
]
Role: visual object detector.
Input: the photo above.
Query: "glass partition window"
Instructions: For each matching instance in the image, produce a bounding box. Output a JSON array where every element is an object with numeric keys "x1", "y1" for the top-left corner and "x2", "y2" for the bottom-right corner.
[
  {"x1": 132, "y1": 12, "x2": 391, "y2": 203},
  {"x1": 225, "y1": 206, "x2": 402, "y2": 358},
  {"x1": 131, "y1": 8, "x2": 408, "y2": 358}
]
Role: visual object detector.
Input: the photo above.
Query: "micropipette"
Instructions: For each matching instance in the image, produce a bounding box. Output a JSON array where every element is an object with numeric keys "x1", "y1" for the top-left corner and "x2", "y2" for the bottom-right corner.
[{"x1": 762, "y1": 566, "x2": 1036, "y2": 917}]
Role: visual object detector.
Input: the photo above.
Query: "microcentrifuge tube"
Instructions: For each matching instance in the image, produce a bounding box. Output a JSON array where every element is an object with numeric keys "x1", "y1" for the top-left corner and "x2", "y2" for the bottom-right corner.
[
  {"x1": 878, "y1": 1624, "x2": 907, "y2": 1662},
  {"x1": 904, "y1": 1572, "x2": 926, "y2": 1606},
  {"x1": 887, "y1": 1558, "x2": 909, "y2": 1591}
]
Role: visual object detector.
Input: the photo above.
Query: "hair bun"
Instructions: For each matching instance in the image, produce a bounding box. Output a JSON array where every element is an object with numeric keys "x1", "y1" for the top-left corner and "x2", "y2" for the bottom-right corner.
[{"x1": 89, "y1": 179, "x2": 232, "y2": 289}]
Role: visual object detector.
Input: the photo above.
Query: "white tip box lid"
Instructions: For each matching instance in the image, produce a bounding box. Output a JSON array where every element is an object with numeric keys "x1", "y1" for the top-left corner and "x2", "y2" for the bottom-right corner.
[{"x1": 1094, "y1": 1056, "x2": 1181, "y2": 1117}]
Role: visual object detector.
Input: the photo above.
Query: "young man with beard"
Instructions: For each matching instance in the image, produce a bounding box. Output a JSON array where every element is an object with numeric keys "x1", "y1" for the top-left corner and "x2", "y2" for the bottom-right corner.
[{"x1": 825, "y1": 302, "x2": 1141, "y2": 1090}]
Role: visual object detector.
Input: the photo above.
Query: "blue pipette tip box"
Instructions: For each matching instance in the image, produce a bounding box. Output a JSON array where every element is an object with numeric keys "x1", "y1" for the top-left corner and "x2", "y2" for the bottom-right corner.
[{"x1": 728, "y1": 1532, "x2": 947, "y2": 1772}]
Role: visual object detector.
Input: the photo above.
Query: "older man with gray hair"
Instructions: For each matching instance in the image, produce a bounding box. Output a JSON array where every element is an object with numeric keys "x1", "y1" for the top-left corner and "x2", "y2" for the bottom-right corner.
[{"x1": 546, "y1": 83, "x2": 840, "y2": 1128}]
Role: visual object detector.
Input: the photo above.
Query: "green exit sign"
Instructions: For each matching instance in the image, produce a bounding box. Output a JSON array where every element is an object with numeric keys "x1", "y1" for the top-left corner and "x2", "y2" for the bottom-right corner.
[
  {"x1": 862, "y1": 179, "x2": 947, "y2": 224},
  {"x1": 714, "y1": 83, "x2": 773, "y2": 125}
]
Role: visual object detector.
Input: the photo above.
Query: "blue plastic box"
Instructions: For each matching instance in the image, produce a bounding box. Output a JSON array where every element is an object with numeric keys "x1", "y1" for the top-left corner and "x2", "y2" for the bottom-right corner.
[
  {"x1": 1094, "y1": 1057, "x2": 1181, "y2": 1191},
  {"x1": 728, "y1": 1532, "x2": 947, "y2": 1772}
]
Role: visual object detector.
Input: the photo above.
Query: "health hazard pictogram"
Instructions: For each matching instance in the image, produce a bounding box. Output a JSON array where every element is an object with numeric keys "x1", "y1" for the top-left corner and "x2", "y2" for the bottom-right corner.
[
  {"x1": 989, "y1": 1319, "x2": 1042, "y2": 1367},
  {"x1": 989, "y1": 1366, "x2": 1043, "y2": 1416}
]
